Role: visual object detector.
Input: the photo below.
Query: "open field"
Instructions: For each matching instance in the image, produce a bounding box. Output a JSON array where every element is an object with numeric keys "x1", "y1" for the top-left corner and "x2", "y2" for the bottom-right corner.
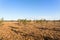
[{"x1": 0, "y1": 20, "x2": 60, "y2": 40}]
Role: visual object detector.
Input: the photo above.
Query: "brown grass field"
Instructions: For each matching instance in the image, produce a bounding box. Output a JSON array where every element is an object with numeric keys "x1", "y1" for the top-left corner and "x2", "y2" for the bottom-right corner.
[{"x1": 0, "y1": 20, "x2": 60, "y2": 40}]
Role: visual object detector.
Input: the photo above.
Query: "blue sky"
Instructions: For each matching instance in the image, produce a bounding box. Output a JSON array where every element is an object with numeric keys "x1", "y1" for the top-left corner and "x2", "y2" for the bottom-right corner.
[{"x1": 0, "y1": 0, "x2": 60, "y2": 20}]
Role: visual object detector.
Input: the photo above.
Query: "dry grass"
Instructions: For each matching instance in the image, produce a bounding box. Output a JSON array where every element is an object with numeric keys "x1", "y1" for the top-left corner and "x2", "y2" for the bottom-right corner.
[{"x1": 0, "y1": 20, "x2": 60, "y2": 40}]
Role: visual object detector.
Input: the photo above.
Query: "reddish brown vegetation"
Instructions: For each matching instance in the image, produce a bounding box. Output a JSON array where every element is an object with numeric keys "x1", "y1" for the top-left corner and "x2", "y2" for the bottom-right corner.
[{"x1": 0, "y1": 20, "x2": 60, "y2": 40}]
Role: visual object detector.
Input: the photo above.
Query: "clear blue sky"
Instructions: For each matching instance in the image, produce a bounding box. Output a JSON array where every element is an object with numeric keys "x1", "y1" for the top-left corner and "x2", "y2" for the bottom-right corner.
[{"x1": 0, "y1": 0, "x2": 60, "y2": 20}]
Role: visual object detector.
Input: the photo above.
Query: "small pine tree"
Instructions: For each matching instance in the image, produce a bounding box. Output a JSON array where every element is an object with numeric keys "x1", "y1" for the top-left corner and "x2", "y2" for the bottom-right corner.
[
  {"x1": 17, "y1": 19, "x2": 22, "y2": 25},
  {"x1": 0, "y1": 18, "x2": 4, "y2": 26},
  {"x1": 22, "y1": 19, "x2": 27, "y2": 25},
  {"x1": 17, "y1": 19, "x2": 27, "y2": 25}
]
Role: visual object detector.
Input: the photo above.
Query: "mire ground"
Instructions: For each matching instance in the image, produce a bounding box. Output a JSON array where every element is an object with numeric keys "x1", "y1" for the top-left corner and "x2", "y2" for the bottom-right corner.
[{"x1": 0, "y1": 21, "x2": 60, "y2": 40}]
